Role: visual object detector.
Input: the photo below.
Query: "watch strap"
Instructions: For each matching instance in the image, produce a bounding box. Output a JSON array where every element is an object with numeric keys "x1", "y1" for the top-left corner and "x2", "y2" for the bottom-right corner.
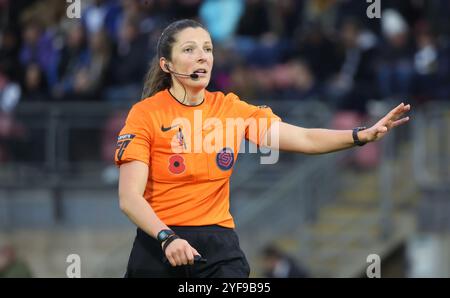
[
  {"x1": 162, "y1": 234, "x2": 180, "y2": 253},
  {"x1": 352, "y1": 127, "x2": 367, "y2": 146},
  {"x1": 157, "y1": 229, "x2": 175, "y2": 243}
]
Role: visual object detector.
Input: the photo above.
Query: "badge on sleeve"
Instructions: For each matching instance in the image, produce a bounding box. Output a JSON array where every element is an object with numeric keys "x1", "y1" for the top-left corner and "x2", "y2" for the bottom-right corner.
[{"x1": 116, "y1": 134, "x2": 135, "y2": 161}]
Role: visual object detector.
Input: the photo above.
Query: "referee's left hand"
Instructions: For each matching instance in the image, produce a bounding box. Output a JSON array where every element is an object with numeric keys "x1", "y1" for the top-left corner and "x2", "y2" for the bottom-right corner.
[{"x1": 359, "y1": 102, "x2": 411, "y2": 143}]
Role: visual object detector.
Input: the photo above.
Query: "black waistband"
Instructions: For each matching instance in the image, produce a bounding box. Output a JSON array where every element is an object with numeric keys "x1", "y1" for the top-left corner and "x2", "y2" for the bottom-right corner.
[
  {"x1": 168, "y1": 225, "x2": 234, "y2": 233},
  {"x1": 136, "y1": 225, "x2": 234, "y2": 239}
]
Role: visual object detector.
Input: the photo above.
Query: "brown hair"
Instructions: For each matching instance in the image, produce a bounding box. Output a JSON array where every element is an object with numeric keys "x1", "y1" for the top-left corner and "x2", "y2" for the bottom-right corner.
[{"x1": 141, "y1": 19, "x2": 207, "y2": 99}]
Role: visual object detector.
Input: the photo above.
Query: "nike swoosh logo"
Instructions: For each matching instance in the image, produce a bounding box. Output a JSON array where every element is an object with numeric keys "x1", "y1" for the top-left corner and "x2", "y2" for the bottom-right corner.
[{"x1": 161, "y1": 124, "x2": 179, "y2": 132}]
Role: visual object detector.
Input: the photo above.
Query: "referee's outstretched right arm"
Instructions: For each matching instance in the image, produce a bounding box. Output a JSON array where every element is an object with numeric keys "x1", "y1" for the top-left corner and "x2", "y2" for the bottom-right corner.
[{"x1": 118, "y1": 160, "x2": 200, "y2": 266}]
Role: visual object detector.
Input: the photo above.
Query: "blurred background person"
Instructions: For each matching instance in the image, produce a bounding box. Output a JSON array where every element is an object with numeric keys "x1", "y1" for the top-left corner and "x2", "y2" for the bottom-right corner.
[
  {"x1": 0, "y1": 244, "x2": 33, "y2": 278},
  {"x1": 261, "y1": 244, "x2": 310, "y2": 278},
  {"x1": 51, "y1": 23, "x2": 90, "y2": 101},
  {"x1": 104, "y1": 16, "x2": 149, "y2": 104},
  {"x1": 376, "y1": 9, "x2": 414, "y2": 100}
]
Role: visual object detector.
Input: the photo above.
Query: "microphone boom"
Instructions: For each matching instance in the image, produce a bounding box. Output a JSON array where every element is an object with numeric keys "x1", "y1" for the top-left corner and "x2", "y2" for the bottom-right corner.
[{"x1": 165, "y1": 65, "x2": 199, "y2": 79}]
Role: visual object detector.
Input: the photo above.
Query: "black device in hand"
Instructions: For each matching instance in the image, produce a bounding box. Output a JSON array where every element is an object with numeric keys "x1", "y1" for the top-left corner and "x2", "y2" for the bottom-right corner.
[
  {"x1": 193, "y1": 255, "x2": 208, "y2": 264},
  {"x1": 162, "y1": 255, "x2": 207, "y2": 265}
]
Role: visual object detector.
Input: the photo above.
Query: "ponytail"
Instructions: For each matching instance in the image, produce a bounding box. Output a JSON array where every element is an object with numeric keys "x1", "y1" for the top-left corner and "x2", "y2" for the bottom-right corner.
[{"x1": 141, "y1": 57, "x2": 171, "y2": 99}]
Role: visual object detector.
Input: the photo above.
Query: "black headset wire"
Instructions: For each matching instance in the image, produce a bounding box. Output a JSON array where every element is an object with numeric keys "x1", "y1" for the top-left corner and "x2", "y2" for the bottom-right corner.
[{"x1": 166, "y1": 64, "x2": 188, "y2": 105}]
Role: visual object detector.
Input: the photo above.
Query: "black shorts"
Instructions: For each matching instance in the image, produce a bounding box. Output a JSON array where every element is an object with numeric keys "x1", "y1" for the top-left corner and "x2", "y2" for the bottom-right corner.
[{"x1": 125, "y1": 225, "x2": 251, "y2": 278}]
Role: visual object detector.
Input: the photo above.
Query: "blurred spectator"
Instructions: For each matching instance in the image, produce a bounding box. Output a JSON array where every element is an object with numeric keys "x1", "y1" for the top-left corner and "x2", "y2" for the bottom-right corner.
[
  {"x1": 0, "y1": 70, "x2": 21, "y2": 113},
  {"x1": 19, "y1": 0, "x2": 67, "y2": 29},
  {"x1": 19, "y1": 20, "x2": 59, "y2": 89},
  {"x1": 207, "y1": 45, "x2": 238, "y2": 92},
  {"x1": 291, "y1": 23, "x2": 340, "y2": 82},
  {"x1": 228, "y1": 65, "x2": 259, "y2": 100},
  {"x1": 104, "y1": 16, "x2": 150, "y2": 104},
  {"x1": 0, "y1": 68, "x2": 27, "y2": 162},
  {"x1": 261, "y1": 244, "x2": 310, "y2": 278},
  {"x1": 117, "y1": 0, "x2": 167, "y2": 56},
  {"x1": 234, "y1": 0, "x2": 288, "y2": 67},
  {"x1": 22, "y1": 63, "x2": 49, "y2": 101},
  {"x1": 117, "y1": 0, "x2": 155, "y2": 36},
  {"x1": 269, "y1": 0, "x2": 303, "y2": 39},
  {"x1": 236, "y1": 0, "x2": 271, "y2": 38},
  {"x1": 0, "y1": 245, "x2": 33, "y2": 278},
  {"x1": 82, "y1": 0, "x2": 122, "y2": 40},
  {"x1": 52, "y1": 23, "x2": 90, "y2": 101},
  {"x1": 301, "y1": 0, "x2": 340, "y2": 35},
  {"x1": 0, "y1": 27, "x2": 21, "y2": 82},
  {"x1": 427, "y1": 0, "x2": 450, "y2": 37},
  {"x1": 325, "y1": 18, "x2": 377, "y2": 112},
  {"x1": 376, "y1": 9, "x2": 414, "y2": 99},
  {"x1": 412, "y1": 21, "x2": 450, "y2": 101},
  {"x1": 383, "y1": 0, "x2": 427, "y2": 29},
  {"x1": 281, "y1": 59, "x2": 321, "y2": 101},
  {"x1": 71, "y1": 30, "x2": 112, "y2": 101}
]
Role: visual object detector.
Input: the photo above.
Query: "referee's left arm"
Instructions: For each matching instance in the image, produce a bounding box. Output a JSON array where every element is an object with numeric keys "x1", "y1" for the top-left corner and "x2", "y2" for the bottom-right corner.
[{"x1": 261, "y1": 103, "x2": 411, "y2": 154}]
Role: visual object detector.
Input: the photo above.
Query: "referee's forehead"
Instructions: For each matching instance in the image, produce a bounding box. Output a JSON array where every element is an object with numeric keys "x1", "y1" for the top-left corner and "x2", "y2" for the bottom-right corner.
[{"x1": 173, "y1": 27, "x2": 212, "y2": 47}]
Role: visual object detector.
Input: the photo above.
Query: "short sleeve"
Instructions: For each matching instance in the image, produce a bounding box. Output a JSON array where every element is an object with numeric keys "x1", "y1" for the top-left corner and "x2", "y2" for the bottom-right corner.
[
  {"x1": 114, "y1": 104, "x2": 152, "y2": 166},
  {"x1": 228, "y1": 93, "x2": 282, "y2": 146}
]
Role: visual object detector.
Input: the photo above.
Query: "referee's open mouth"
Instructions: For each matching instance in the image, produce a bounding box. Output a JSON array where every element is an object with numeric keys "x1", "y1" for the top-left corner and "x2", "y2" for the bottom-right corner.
[{"x1": 193, "y1": 68, "x2": 208, "y2": 77}]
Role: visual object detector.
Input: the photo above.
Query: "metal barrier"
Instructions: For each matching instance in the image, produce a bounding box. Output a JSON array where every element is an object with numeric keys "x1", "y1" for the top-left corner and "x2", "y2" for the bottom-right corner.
[
  {"x1": 1, "y1": 101, "x2": 131, "y2": 189},
  {"x1": 412, "y1": 101, "x2": 450, "y2": 189},
  {"x1": 412, "y1": 101, "x2": 450, "y2": 232}
]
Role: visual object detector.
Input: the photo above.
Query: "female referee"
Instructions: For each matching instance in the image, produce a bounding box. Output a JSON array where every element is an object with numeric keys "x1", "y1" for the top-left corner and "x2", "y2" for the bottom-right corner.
[{"x1": 115, "y1": 19, "x2": 411, "y2": 278}]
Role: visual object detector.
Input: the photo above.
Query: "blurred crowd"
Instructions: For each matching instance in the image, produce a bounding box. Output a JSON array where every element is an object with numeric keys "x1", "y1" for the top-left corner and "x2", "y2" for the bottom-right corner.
[
  {"x1": 1, "y1": 0, "x2": 450, "y2": 110},
  {"x1": 1, "y1": 0, "x2": 450, "y2": 164}
]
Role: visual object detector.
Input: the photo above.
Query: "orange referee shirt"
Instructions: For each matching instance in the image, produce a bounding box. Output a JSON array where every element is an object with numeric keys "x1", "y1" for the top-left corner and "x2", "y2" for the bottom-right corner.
[{"x1": 114, "y1": 89, "x2": 281, "y2": 228}]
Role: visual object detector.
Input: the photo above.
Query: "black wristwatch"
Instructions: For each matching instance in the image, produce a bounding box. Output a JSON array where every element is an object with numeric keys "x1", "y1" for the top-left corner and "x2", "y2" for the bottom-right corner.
[
  {"x1": 352, "y1": 127, "x2": 367, "y2": 146},
  {"x1": 157, "y1": 229, "x2": 175, "y2": 243}
]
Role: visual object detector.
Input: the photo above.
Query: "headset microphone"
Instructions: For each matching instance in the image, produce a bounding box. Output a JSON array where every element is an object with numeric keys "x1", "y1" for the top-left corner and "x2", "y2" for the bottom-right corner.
[{"x1": 165, "y1": 64, "x2": 199, "y2": 79}]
